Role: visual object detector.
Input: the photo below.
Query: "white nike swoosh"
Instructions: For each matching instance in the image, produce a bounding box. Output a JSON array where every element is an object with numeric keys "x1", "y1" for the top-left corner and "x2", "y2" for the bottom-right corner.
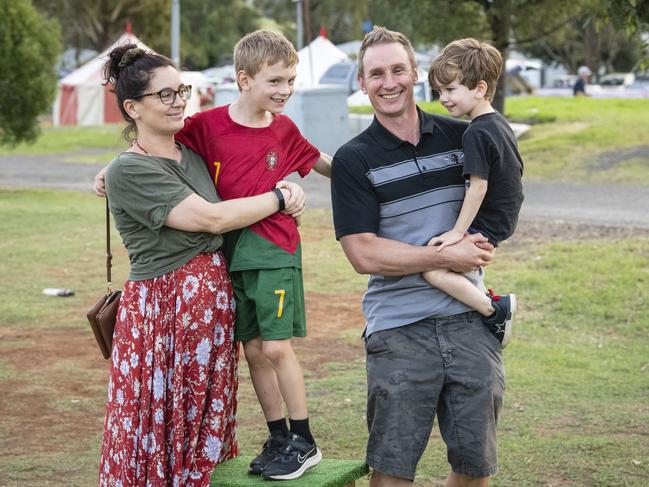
[{"x1": 297, "y1": 448, "x2": 314, "y2": 463}]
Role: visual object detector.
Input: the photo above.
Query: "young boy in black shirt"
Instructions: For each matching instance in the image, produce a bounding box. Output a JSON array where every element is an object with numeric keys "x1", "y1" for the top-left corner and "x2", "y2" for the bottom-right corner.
[{"x1": 426, "y1": 38, "x2": 524, "y2": 347}]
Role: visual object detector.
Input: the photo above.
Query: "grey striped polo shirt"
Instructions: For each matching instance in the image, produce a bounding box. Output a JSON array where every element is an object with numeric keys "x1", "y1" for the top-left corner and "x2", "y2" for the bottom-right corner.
[{"x1": 332, "y1": 109, "x2": 485, "y2": 336}]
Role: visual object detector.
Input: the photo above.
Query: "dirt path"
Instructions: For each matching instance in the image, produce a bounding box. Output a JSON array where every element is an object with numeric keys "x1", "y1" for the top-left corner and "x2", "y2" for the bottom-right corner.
[{"x1": 2, "y1": 152, "x2": 648, "y2": 228}]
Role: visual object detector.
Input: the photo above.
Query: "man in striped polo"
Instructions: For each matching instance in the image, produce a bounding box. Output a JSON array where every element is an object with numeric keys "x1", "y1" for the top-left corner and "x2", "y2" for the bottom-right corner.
[{"x1": 331, "y1": 27, "x2": 501, "y2": 487}]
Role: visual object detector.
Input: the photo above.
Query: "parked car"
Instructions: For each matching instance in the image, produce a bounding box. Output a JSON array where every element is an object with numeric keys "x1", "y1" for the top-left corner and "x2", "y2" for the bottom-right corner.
[
  {"x1": 630, "y1": 75, "x2": 649, "y2": 89},
  {"x1": 548, "y1": 75, "x2": 578, "y2": 88},
  {"x1": 600, "y1": 72, "x2": 635, "y2": 87},
  {"x1": 319, "y1": 62, "x2": 360, "y2": 94}
]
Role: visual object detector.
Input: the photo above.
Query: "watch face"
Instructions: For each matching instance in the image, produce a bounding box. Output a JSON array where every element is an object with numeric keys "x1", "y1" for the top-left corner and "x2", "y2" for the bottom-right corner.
[{"x1": 266, "y1": 151, "x2": 279, "y2": 170}]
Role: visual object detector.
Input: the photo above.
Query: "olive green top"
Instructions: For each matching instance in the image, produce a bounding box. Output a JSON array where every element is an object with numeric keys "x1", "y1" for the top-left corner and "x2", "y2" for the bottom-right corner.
[{"x1": 105, "y1": 144, "x2": 223, "y2": 281}]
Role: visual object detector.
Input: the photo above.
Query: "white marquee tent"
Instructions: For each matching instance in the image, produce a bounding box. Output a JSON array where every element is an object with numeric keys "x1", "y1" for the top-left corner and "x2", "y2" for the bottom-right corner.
[
  {"x1": 53, "y1": 32, "x2": 152, "y2": 126},
  {"x1": 296, "y1": 36, "x2": 349, "y2": 86},
  {"x1": 53, "y1": 31, "x2": 209, "y2": 126}
]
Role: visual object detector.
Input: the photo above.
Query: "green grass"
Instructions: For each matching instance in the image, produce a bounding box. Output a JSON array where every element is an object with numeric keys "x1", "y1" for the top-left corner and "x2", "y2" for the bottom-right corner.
[
  {"x1": 0, "y1": 124, "x2": 126, "y2": 157},
  {"x1": 1, "y1": 190, "x2": 649, "y2": 486},
  {"x1": 352, "y1": 97, "x2": 649, "y2": 184},
  {"x1": 0, "y1": 190, "x2": 126, "y2": 327}
]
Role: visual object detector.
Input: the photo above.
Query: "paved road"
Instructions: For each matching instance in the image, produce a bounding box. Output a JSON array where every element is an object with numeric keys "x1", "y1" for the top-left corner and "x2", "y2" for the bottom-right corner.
[
  {"x1": 0, "y1": 154, "x2": 104, "y2": 192},
  {"x1": 2, "y1": 154, "x2": 649, "y2": 229},
  {"x1": 288, "y1": 172, "x2": 649, "y2": 229}
]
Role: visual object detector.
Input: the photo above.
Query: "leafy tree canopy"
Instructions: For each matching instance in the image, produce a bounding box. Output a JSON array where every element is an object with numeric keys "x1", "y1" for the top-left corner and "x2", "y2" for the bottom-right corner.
[
  {"x1": 180, "y1": 0, "x2": 261, "y2": 69},
  {"x1": 255, "y1": 0, "x2": 368, "y2": 45},
  {"x1": 33, "y1": 0, "x2": 170, "y2": 55},
  {"x1": 0, "y1": 0, "x2": 60, "y2": 145}
]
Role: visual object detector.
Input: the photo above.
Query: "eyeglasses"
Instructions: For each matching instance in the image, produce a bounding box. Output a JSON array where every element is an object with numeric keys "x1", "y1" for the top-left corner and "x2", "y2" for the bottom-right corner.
[{"x1": 134, "y1": 85, "x2": 192, "y2": 105}]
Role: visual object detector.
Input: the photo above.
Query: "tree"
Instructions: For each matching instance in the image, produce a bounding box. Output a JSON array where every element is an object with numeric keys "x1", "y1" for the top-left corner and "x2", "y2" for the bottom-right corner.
[
  {"x1": 369, "y1": 0, "x2": 583, "y2": 112},
  {"x1": 33, "y1": 0, "x2": 171, "y2": 55},
  {"x1": 520, "y1": 14, "x2": 647, "y2": 76},
  {"x1": 605, "y1": 0, "x2": 649, "y2": 31},
  {"x1": 255, "y1": 0, "x2": 369, "y2": 45},
  {"x1": 368, "y1": 0, "x2": 647, "y2": 112},
  {"x1": 0, "y1": 0, "x2": 60, "y2": 145},
  {"x1": 34, "y1": 0, "x2": 262, "y2": 70},
  {"x1": 180, "y1": 0, "x2": 261, "y2": 69}
]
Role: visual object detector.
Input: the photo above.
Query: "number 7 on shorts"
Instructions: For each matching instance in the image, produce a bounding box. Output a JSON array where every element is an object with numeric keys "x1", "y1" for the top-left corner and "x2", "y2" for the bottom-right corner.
[{"x1": 274, "y1": 289, "x2": 285, "y2": 318}]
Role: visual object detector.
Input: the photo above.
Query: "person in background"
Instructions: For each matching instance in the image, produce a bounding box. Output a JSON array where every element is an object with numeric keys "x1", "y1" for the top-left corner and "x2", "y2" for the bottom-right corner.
[{"x1": 574, "y1": 65, "x2": 592, "y2": 96}]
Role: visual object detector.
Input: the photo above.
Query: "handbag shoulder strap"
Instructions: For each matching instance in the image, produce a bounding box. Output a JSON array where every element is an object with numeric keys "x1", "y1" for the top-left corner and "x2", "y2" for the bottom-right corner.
[{"x1": 106, "y1": 199, "x2": 113, "y2": 293}]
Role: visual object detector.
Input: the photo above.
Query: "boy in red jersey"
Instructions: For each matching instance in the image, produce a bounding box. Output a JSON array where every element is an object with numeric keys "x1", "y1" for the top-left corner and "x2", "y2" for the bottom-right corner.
[{"x1": 176, "y1": 30, "x2": 331, "y2": 480}]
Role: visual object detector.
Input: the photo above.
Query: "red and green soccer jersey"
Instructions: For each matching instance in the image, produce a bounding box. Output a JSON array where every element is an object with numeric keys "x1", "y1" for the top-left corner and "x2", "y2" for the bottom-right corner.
[{"x1": 176, "y1": 105, "x2": 320, "y2": 271}]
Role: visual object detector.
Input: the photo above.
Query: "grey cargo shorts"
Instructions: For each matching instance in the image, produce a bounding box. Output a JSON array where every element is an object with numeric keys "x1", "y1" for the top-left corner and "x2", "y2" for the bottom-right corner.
[{"x1": 364, "y1": 311, "x2": 504, "y2": 480}]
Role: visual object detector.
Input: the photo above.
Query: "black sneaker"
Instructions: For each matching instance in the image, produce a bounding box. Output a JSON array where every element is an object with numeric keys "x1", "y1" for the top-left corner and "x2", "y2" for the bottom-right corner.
[
  {"x1": 483, "y1": 289, "x2": 516, "y2": 348},
  {"x1": 248, "y1": 433, "x2": 288, "y2": 475},
  {"x1": 261, "y1": 433, "x2": 322, "y2": 480}
]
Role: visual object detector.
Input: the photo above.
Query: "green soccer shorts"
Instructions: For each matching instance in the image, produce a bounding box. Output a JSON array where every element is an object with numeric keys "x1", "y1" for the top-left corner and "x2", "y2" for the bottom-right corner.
[{"x1": 230, "y1": 267, "x2": 306, "y2": 342}]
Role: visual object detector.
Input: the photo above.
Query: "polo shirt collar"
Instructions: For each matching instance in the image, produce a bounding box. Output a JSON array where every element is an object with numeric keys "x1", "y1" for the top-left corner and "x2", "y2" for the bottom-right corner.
[{"x1": 368, "y1": 107, "x2": 435, "y2": 150}]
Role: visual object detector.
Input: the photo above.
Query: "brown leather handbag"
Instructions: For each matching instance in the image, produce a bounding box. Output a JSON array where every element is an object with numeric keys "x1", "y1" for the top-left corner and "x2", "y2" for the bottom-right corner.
[{"x1": 87, "y1": 199, "x2": 121, "y2": 359}]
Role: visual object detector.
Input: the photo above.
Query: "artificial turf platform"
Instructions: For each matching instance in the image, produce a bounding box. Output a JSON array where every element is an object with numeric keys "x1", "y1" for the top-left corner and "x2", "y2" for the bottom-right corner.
[{"x1": 212, "y1": 455, "x2": 369, "y2": 486}]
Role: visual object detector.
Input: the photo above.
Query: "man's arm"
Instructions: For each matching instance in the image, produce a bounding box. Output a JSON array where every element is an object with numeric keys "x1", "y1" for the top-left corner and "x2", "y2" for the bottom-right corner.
[
  {"x1": 312, "y1": 152, "x2": 332, "y2": 178},
  {"x1": 340, "y1": 232, "x2": 494, "y2": 276}
]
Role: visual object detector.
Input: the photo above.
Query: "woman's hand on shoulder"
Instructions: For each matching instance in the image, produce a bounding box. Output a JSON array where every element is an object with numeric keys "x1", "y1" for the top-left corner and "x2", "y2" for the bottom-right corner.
[
  {"x1": 94, "y1": 166, "x2": 108, "y2": 197},
  {"x1": 275, "y1": 180, "x2": 307, "y2": 217}
]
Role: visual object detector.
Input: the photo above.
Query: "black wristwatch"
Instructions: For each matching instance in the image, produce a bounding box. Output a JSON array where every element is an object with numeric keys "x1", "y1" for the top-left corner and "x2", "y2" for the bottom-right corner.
[{"x1": 272, "y1": 188, "x2": 286, "y2": 211}]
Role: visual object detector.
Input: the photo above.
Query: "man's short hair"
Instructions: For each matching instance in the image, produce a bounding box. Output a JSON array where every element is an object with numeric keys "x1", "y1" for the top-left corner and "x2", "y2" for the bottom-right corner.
[
  {"x1": 358, "y1": 26, "x2": 417, "y2": 77},
  {"x1": 234, "y1": 30, "x2": 298, "y2": 79},
  {"x1": 428, "y1": 38, "x2": 502, "y2": 100}
]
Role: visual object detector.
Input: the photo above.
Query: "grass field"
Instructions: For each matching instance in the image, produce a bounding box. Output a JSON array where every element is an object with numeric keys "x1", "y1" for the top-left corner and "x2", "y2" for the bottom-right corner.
[
  {"x1": 1, "y1": 189, "x2": 648, "y2": 486},
  {"x1": 0, "y1": 124, "x2": 126, "y2": 160}
]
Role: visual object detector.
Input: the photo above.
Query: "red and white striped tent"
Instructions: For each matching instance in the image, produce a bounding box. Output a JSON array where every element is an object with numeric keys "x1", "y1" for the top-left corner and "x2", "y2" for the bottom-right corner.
[{"x1": 53, "y1": 32, "x2": 153, "y2": 126}]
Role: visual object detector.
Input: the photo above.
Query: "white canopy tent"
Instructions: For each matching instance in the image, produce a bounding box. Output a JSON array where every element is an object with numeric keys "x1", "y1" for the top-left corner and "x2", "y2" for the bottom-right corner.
[
  {"x1": 53, "y1": 31, "x2": 209, "y2": 126},
  {"x1": 53, "y1": 32, "x2": 153, "y2": 126},
  {"x1": 296, "y1": 36, "x2": 348, "y2": 86}
]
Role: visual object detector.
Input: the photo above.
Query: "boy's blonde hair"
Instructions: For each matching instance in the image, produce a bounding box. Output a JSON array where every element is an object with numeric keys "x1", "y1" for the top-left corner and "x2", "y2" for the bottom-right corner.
[
  {"x1": 234, "y1": 30, "x2": 298, "y2": 79},
  {"x1": 428, "y1": 38, "x2": 502, "y2": 100},
  {"x1": 358, "y1": 26, "x2": 417, "y2": 77}
]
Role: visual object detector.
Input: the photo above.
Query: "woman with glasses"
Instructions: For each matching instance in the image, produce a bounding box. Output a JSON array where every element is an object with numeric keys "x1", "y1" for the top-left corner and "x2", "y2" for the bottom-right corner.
[{"x1": 98, "y1": 44, "x2": 306, "y2": 486}]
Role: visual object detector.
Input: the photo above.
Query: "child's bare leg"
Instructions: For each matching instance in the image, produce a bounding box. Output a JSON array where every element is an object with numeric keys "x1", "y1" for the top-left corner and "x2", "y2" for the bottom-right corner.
[
  {"x1": 243, "y1": 337, "x2": 285, "y2": 421},
  {"x1": 262, "y1": 339, "x2": 307, "y2": 419},
  {"x1": 423, "y1": 268, "x2": 494, "y2": 316}
]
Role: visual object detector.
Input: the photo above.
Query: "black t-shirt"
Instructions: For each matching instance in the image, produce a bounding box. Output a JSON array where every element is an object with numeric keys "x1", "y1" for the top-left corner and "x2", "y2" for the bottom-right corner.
[
  {"x1": 462, "y1": 111, "x2": 524, "y2": 245},
  {"x1": 573, "y1": 78, "x2": 586, "y2": 95}
]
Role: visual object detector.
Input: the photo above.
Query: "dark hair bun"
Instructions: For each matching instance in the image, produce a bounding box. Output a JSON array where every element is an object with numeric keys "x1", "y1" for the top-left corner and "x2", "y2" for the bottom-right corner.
[
  {"x1": 104, "y1": 43, "x2": 140, "y2": 86},
  {"x1": 118, "y1": 47, "x2": 145, "y2": 68}
]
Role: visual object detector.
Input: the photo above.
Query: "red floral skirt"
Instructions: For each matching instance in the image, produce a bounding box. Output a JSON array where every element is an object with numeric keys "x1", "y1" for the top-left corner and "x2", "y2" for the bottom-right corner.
[{"x1": 99, "y1": 251, "x2": 238, "y2": 487}]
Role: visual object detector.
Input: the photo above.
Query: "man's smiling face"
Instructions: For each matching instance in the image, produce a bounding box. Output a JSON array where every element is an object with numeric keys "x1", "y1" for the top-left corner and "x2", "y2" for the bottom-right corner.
[{"x1": 359, "y1": 42, "x2": 418, "y2": 120}]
